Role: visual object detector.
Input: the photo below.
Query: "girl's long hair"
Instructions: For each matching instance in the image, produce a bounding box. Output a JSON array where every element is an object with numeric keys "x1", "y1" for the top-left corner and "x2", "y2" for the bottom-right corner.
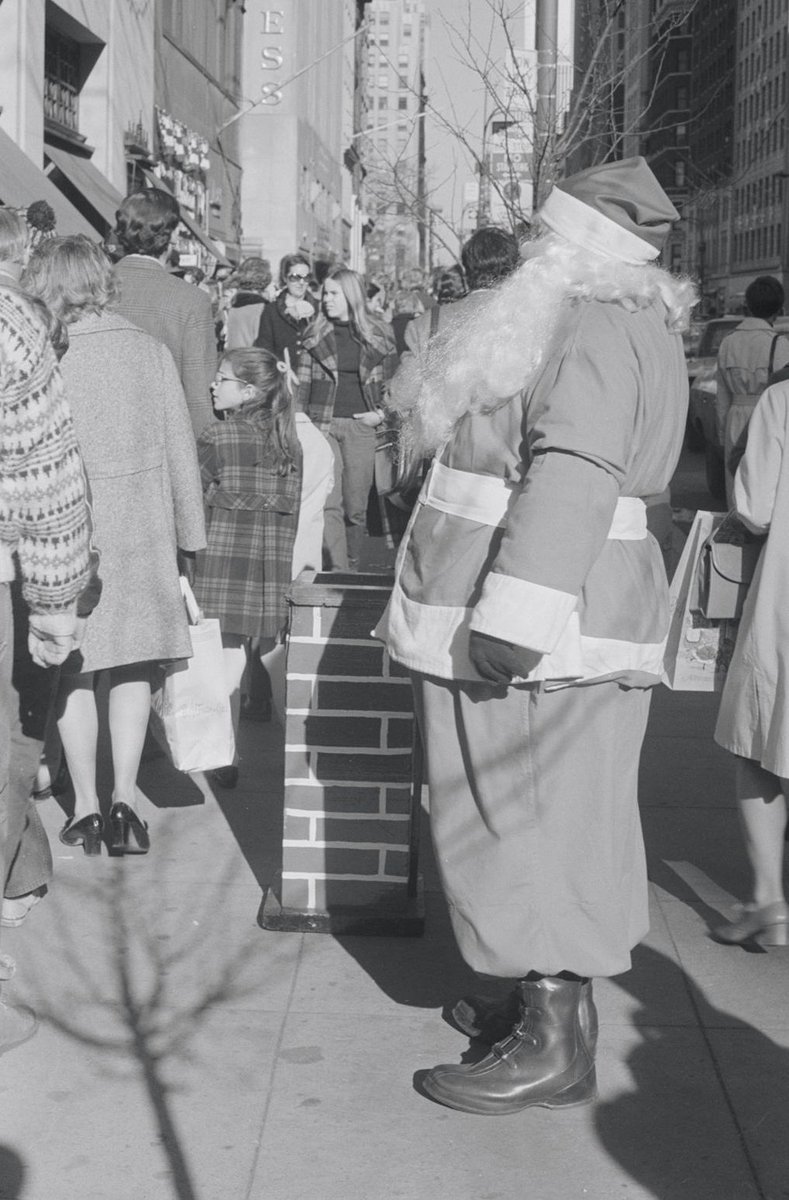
[
  {"x1": 325, "y1": 266, "x2": 387, "y2": 346},
  {"x1": 221, "y1": 348, "x2": 300, "y2": 475}
]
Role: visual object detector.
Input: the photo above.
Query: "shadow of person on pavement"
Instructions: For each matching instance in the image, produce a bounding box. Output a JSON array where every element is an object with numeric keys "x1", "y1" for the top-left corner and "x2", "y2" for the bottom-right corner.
[
  {"x1": 0, "y1": 1146, "x2": 25, "y2": 1198},
  {"x1": 596, "y1": 942, "x2": 789, "y2": 1200},
  {"x1": 207, "y1": 717, "x2": 285, "y2": 890},
  {"x1": 15, "y1": 821, "x2": 272, "y2": 1200},
  {"x1": 328, "y1": 804, "x2": 482, "y2": 1010}
]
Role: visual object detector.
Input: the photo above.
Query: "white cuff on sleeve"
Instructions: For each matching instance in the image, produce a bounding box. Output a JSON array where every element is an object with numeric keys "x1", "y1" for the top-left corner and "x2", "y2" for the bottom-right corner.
[{"x1": 469, "y1": 572, "x2": 577, "y2": 653}]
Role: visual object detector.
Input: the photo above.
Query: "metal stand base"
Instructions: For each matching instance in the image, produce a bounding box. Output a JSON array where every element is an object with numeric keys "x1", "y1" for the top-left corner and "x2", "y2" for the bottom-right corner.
[{"x1": 258, "y1": 872, "x2": 425, "y2": 937}]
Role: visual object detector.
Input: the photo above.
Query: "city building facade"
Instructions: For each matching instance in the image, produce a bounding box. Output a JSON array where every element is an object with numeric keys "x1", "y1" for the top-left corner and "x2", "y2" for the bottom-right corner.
[
  {"x1": 723, "y1": 0, "x2": 788, "y2": 310},
  {"x1": 0, "y1": 0, "x2": 243, "y2": 268},
  {"x1": 641, "y1": 0, "x2": 693, "y2": 275},
  {"x1": 237, "y1": 0, "x2": 369, "y2": 281},
  {"x1": 681, "y1": 0, "x2": 736, "y2": 314},
  {"x1": 361, "y1": 0, "x2": 428, "y2": 285}
]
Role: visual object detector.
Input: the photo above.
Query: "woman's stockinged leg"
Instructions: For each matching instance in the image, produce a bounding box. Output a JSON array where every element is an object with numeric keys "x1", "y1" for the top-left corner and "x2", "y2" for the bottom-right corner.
[
  {"x1": 107, "y1": 663, "x2": 152, "y2": 811},
  {"x1": 55, "y1": 673, "x2": 100, "y2": 820},
  {"x1": 736, "y1": 757, "x2": 788, "y2": 907}
]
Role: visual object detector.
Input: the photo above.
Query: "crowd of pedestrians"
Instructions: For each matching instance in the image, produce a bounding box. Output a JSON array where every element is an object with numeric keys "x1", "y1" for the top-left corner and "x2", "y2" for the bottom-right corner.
[{"x1": 1, "y1": 158, "x2": 789, "y2": 1127}]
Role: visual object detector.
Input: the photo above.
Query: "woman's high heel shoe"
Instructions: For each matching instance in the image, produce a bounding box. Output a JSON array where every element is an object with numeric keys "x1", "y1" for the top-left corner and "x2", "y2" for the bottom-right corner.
[
  {"x1": 59, "y1": 814, "x2": 103, "y2": 856},
  {"x1": 108, "y1": 802, "x2": 150, "y2": 855},
  {"x1": 713, "y1": 901, "x2": 789, "y2": 946}
]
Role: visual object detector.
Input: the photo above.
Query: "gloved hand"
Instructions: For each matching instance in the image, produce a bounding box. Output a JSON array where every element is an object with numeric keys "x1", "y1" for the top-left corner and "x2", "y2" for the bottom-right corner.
[
  {"x1": 468, "y1": 631, "x2": 543, "y2": 684},
  {"x1": 28, "y1": 611, "x2": 78, "y2": 668}
]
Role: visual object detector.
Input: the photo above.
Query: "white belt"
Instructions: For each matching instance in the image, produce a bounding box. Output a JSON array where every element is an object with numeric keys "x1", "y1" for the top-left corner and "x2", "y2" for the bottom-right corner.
[{"x1": 422, "y1": 461, "x2": 647, "y2": 540}]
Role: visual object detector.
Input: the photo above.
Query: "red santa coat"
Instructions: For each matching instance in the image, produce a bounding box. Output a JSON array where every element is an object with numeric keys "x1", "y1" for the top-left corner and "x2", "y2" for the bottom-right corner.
[{"x1": 378, "y1": 295, "x2": 688, "y2": 682}]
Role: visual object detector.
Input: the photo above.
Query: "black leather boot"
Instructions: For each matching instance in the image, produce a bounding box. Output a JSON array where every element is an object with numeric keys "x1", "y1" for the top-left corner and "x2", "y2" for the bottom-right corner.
[
  {"x1": 423, "y1": 975, "x2": 596, "y2": 1115},
  {"x1": 452, "y1": 979, "x2": 599, "y2": 1056}
]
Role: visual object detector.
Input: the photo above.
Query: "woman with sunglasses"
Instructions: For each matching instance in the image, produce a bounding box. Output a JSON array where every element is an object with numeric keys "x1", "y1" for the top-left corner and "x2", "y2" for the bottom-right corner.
[{"x1": 255, "y1": 253, "x2": 317, "y2": 368}]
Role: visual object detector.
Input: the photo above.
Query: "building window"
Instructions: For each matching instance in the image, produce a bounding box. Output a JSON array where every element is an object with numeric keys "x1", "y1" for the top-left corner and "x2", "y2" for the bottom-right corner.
[
  {"x1": 398, "y1": 97, "x2": 408, "y2": 110},
  {"x1": 44, "y1": 28, "x2": 81, "y2": 131}
]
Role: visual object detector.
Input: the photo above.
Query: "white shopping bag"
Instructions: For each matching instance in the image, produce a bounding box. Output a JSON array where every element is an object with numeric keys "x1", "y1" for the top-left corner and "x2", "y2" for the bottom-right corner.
[
  {"x1": 150, "y1": 578, "x2": 235, "y2": 771},
  {"x1": 663, "y1": 510, "x2": 739, "y2": 692}
]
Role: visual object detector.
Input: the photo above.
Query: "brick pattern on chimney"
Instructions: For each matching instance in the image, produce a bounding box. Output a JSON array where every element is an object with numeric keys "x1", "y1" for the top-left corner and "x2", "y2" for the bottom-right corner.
[{"x1": 280, "y1": 583, "x2": 417, "y2": 914}]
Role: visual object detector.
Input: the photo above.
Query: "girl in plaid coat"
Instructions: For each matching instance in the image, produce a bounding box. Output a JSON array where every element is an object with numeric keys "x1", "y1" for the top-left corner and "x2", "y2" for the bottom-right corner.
[{"x1": 194, "y1": 348, "x2": 301, "y2": 787}]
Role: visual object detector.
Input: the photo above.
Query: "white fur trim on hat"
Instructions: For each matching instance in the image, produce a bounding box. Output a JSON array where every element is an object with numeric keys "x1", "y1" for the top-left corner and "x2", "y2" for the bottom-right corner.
[{"x1": 539, "y1": 186, "x2": 660, "y2": 264}]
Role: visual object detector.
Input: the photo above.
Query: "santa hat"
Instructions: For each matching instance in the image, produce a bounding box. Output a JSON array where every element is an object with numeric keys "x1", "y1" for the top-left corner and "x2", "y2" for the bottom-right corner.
[{"x1": 539, "y1": 157, "x2": 679, "y2": 264}]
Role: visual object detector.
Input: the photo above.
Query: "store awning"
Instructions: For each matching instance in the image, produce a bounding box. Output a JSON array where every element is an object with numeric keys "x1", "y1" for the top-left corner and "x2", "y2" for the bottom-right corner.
[
  {"x1": 0, "y1": 126, "x2": 95, "y2": 237},
  {"x1": 141, "y1": 168, "x2": 231, "y2": 266},
  {"x1": 45, "y1": 145, "x2": 124, "y2": 230}
]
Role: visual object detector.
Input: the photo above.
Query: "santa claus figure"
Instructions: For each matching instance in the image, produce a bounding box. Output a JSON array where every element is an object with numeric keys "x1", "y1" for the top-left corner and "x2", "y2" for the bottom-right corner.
[{"x1": 376, "y1": 157, "x2": 696, "y2": 1114}]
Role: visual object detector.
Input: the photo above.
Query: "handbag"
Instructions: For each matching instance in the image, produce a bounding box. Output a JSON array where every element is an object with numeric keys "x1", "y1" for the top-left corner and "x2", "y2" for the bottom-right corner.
[
  {"x1": 373, "y1": 423, "x2": 399, "y2": 497},
  {"x1": 149, "y1": 577, "x2": 235, "y2": 772},
  {"x1": 663, "y1": 510, "x2": 739, "y2": 691},
  {"x1": 695, "y1": 511, "x2": 764, "y2": 620}
]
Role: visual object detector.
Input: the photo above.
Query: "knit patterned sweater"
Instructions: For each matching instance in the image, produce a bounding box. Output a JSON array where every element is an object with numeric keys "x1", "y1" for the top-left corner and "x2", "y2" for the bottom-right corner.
[{"x1": 0, "y1": 287, "x2": 92, "y2": 612}]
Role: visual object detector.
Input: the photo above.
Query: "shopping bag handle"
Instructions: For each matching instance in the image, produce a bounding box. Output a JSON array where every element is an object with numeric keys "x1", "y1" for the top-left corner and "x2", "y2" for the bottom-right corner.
[{"x1": 179, "y1": 575, "x2": 203, "y2": 625}]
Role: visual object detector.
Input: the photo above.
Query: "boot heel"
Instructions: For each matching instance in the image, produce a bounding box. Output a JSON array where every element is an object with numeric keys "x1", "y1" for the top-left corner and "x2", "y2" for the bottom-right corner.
[{"x1": 544, "y1": 1067, "x2": 598, "y2": 1108}]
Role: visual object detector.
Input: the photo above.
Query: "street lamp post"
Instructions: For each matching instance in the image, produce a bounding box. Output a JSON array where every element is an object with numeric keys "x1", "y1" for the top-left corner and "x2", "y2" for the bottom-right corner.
[{"x1": 478, "y1": 111, "x2": 517, "y2": 229}]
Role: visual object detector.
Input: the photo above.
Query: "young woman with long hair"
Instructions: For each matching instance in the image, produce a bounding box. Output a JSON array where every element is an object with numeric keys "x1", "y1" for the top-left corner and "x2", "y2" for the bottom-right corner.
[{"x1": 298, "y1": 266, "x2": 398, "y2": 570}]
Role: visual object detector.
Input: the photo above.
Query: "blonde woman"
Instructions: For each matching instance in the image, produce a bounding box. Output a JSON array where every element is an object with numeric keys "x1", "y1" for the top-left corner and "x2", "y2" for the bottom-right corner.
[{"x1": 298, "y1": 267, "x2": 397, "y2": 570}]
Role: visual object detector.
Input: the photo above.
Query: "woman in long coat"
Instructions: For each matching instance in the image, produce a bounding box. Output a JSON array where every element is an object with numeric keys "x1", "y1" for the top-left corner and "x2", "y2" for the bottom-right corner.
[
  {"x1": 714, "y1": 379, "x2": 789, "y2": 945},
  {"x1": 23, "y1": 236, "x2": 205, "y2": 856}
]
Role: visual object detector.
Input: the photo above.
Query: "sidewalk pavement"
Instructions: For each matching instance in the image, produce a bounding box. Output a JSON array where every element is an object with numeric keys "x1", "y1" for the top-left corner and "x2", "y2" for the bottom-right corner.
[
  {"x1": 3, "y1": 499, "x2": 788, "y2": 1200},
  {"x1": 2, "y1": 684, "x2": 786, "y2": 1200}
]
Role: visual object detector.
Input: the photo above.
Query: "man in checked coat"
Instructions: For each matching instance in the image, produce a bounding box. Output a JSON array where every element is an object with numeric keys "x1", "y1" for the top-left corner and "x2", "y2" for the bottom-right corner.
[{"x1": 111, "y1": 188, "x2": 216, "y2": 441}]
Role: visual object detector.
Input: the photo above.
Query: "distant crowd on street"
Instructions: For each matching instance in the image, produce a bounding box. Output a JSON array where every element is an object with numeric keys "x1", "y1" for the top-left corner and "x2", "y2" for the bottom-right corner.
[{"x1": 2, "y1": 160, "x2": 789, "y2": 1124}]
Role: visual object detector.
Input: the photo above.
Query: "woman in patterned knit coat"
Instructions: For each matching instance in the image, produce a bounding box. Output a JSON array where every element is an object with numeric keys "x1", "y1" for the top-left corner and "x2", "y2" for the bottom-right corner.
[
  {"x1": 23, "y1": 236, "x2": 205, "y2": 857},
  {"x1": 194, "y1": 348, "x2": 302, "y2": 789}
]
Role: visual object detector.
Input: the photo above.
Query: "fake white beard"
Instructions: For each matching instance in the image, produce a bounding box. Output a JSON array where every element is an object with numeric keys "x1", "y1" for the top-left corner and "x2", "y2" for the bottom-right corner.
[{"x1": 396, "y1": 232, "x2": 697, "y2": 459}]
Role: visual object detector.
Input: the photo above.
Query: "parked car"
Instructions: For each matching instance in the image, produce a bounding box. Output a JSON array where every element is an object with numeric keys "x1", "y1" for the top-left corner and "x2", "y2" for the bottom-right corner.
[
  {"x1": 683, "y1": 316, "x2": 740, "y2": 455},
  {"x1": 688, "y1": 362, "x2": 725, "y2": 500},
  {"x1": 686, "y1": 315, "x2": 789, "y2": 501},
  {"x1": 684, "y1": 315, "x2": 741, "y2": 386}
]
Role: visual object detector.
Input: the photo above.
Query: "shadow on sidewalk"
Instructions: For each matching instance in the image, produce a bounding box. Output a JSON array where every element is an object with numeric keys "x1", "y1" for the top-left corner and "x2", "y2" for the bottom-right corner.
[
  {"x1": 326, "y1": 808, "x2": 478, "y2": 1009},
  {"x1": 0, "y1": 1146, "x2": 25, "y2": 1198},
  {"x1": 597, "y1": 943, "x2": 789, "y2": 1200},
  {"x1": 17, "y1": 824, "x2": 267, "y2": 1200}
]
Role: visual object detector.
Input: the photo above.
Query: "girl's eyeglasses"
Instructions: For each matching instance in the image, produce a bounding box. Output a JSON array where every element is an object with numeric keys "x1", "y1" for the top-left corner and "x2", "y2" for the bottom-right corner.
[{"x1": 215, "y1": 373, "x2": 243, "y2": 384}]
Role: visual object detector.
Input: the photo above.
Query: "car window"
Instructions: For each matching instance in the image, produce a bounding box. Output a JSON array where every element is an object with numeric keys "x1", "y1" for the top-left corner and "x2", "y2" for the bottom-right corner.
[{"x1": 699, "y1": 320, "x2": 739, "y2": 357}]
